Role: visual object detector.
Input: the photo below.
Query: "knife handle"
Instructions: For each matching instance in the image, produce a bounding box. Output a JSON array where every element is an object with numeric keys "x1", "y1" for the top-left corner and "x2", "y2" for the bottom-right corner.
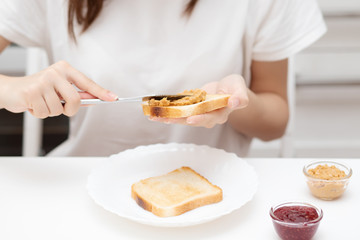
[{"x1": 61, "y1": 97, "x2": 143, "y2": 105}]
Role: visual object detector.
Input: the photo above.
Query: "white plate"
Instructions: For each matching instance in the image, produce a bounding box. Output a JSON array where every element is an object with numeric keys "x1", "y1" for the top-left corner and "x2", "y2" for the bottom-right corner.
[{"x1": 87, "y1": 143, "x2": 258, "y2": 227}]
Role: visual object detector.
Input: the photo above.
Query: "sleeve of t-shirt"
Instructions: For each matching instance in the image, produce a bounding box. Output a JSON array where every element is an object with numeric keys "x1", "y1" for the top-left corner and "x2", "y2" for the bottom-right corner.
[
  {"x1": 0, "y1": 0, "x2": 47, "y2": 47},
  {"x1": 251, "y1": 0, "x2": 327, "y2": 61}
]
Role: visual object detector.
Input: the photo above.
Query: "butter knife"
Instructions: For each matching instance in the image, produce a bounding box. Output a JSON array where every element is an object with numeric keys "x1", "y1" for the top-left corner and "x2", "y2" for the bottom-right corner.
[{"x1": 61, "y1": 94, "x2": 191, "y2": 105}]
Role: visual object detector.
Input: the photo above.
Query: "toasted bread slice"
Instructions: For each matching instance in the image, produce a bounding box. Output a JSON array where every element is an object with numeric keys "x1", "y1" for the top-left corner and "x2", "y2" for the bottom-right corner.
[
  {"x1": 142, "y1": 94, "x2": 230, "y2": 118},
  {"x1": 131, "y1": 166, "x2": 223, "y2": 217}
]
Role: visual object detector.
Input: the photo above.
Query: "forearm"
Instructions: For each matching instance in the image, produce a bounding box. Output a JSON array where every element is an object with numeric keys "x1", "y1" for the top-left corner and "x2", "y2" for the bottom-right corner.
[
  {"x1": 0, "y1": 36, "x2": 11, "y2": 109},
  {"x1": 228, "y1": 89, "x2": 289, "y2": 141},
  {"x1": 0, "y1": 35, "x2": 10, "y2": 53},
  {"x1": 0, "y1": 74, "x2": 12, "y2": 109}
]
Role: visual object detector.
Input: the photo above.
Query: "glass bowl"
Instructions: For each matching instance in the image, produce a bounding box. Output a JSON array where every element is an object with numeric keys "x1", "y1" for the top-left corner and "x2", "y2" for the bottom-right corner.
[
  {"x1": 270, "y1": 202, "x2": 323, "y2": 240},
  {"x1": 303, "y1": 161, "x2": 352, "y2": 200}
]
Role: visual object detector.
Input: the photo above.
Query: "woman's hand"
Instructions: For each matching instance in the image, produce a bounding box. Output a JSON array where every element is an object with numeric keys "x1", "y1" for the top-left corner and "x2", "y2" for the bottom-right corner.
[
  {"x1": 0, "y1": 61, "x2": 118, "y2": 118},
  {"x1": 149, "y1": 74, "x2": 249, "y2": 128}
]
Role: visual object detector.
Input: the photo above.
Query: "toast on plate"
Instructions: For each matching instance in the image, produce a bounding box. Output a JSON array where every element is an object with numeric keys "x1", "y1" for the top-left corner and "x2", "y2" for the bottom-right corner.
[
  {"x1": 131, "y1": 166, "x2": 223, "y2": 217},
  {"x1": 142, "y1": 94, "x2": 230, "y2": 118}
]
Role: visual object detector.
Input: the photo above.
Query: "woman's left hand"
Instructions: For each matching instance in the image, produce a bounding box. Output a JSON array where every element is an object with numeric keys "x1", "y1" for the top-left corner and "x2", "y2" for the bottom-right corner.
[{"x1": 149, "y1": 74, "x2": 249, "y2": 128}]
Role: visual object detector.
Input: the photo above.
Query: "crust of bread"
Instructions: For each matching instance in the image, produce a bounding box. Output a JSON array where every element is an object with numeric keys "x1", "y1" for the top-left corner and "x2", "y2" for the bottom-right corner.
[
  {"x1": 142, "y1": 94, "x2": 230, "y2": 118},
  {"x1": 131, "y1": 166, "x2": 223, "y2": 217}
]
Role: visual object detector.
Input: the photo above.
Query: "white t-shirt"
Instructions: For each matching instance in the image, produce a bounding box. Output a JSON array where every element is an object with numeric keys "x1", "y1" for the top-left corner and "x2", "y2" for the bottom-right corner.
[{"x1": 0, "y1": 0, "x2": 326, "y2": 157}]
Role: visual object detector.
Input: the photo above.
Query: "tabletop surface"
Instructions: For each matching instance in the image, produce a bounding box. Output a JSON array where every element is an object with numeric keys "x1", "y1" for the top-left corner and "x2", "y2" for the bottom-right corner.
[{"x1": 0, "y1": 156, "x2": 359, "y2": 240}]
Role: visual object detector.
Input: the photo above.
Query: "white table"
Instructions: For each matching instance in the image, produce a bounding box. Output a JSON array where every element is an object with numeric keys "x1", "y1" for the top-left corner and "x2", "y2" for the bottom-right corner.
[{"x1": 0, "y1": 157, "x2": 358, "y2": 240}]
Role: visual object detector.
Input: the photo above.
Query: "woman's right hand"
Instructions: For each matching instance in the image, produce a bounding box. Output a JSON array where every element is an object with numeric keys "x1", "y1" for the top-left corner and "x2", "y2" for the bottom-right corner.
[{"x1": 0, "y1": 61, "x2": 118, "y2": 118}]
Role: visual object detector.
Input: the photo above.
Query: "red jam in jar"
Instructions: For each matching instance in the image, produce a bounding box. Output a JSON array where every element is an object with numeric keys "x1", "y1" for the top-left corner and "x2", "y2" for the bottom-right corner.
[
  {"x1": 274, "y1": 206, "x2": 318, "y2": 223},
  {"x1": 270, "y1": 202, "x2": 323, "y2": 240}
]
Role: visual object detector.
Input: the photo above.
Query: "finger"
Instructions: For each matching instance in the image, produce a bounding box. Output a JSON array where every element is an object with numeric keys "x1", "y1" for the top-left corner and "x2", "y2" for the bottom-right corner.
[
  {"x1": 53, "y1": 79, "x2": 81, "y2": 116},
  {"x1": 201, "y1": 81, "x2": 218, "y2": 94},
  {"x1": 228, "y1": 88, "x2": 248, "y2": 109},
  {"x1": 53, "y1": 61, "x2": 118, "y2": 102},
  {"x1": 186, "y1": 108, "x2": 231, "y2": 128},
  {"x1": 217, "y1": 75, "x2": 248, "y2": 109},
  {"x1": 77, "y1": 92, "x2": 99, "y2": 107},
  {"x1": 43, "y1": 91, "x2": 64, "y2": 117},
  {"x1": 227, "y1": 95, "x2": 241, "y2": 109},
  {"x1": 28, "y1": 97, "x2": 50, "y2": 119},
  {"x1": 149, "y1": 116, "x2": 187, "y2": 125},
  {"x1": 78, "y1": 92, "x2": 97, "y2": 99},
  {"x1": 216, "y1": 75, "x2": 243, "y2": 94},
  {"x1": 64, "y1": 91, "x2": 112, "y2": 108},
  {"x1": 187, "y1": 114, "x2": 216, "y2": 128}
]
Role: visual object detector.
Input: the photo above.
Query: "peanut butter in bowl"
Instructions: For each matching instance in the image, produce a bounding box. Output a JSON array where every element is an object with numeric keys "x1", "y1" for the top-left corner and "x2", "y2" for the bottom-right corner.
[{"x1": 303, "y1": 161, "x2": 352, "y2": 200}]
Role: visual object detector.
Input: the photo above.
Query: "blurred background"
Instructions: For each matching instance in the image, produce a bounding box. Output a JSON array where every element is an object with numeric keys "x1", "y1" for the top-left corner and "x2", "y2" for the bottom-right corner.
[{"x1": 0, "y1": 0, "x2": 359, "y2": 157}]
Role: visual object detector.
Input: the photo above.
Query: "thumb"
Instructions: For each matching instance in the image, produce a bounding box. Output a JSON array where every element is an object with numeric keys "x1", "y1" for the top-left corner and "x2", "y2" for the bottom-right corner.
[
  {"x1": 227, "y1": 90, "x2": 249, "y2": 109},
  {"x1": 228, "y1": 96, "x2": 241, "y2": 109}
]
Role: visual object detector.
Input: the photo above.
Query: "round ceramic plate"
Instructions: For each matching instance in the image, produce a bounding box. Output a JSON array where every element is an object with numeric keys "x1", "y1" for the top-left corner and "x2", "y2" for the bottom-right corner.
[{"x1": 87, "y1": 143, "x2": 258, "y2": 227}]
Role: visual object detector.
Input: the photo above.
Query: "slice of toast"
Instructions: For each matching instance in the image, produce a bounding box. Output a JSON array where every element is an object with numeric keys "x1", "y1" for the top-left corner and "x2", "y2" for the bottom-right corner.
[
  {"x1": 142, "y1": 94, "x2": 230, "y2": 118},
  {"x1": 131, "y1": 166, "x2": 223, "y2": 217}
]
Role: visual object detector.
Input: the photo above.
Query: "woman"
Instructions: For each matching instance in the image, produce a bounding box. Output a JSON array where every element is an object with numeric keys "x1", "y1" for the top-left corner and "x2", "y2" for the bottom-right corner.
[{"x1": 0, "y1": 0, "x2": 326, "y2": 156}]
